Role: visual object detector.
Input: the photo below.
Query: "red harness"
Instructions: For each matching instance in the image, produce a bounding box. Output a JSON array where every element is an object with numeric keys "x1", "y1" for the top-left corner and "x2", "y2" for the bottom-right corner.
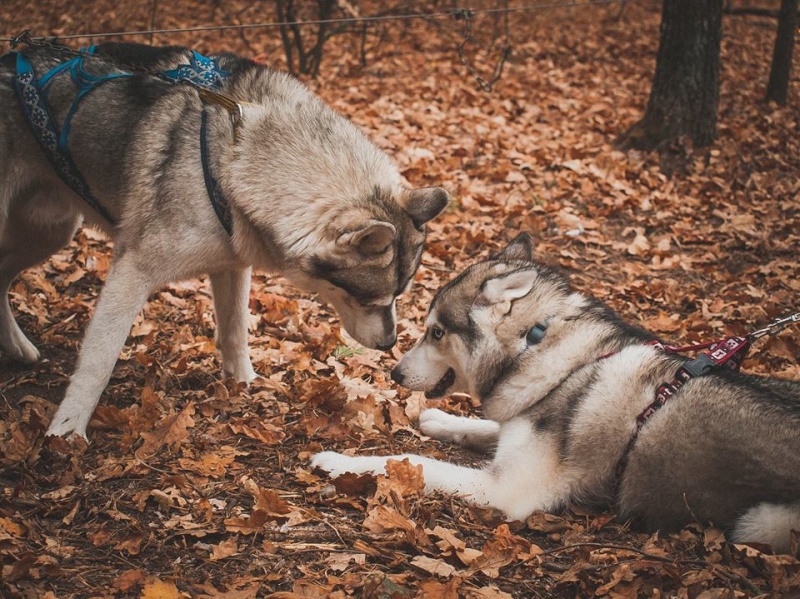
[{"x1": 613, "y1": 311, "x2": 800, "y2": 489}]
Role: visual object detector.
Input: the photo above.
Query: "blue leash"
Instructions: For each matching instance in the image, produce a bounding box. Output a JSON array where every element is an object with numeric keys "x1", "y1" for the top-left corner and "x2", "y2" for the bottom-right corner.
[{"x1": 13, "y1": 48, "x2": 233, "y2": 233}]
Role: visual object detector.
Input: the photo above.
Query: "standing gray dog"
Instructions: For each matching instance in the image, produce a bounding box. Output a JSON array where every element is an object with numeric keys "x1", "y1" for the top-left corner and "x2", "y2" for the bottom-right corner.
[
  {"x1": 0, "y1": 43, "x2": 448, "y2": 438},
  {"x1": 314, "y1": 234, "x2": 800, "y2": 553}
]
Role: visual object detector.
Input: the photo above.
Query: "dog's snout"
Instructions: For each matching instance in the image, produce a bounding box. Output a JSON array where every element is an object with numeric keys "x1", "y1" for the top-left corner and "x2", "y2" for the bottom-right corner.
[{"x1": 390, "y1": 365, "x2": 405, "y2": 384}]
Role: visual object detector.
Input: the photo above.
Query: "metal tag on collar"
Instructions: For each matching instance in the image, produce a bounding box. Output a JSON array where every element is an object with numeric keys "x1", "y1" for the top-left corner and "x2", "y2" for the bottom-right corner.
[
  {"x1": 197, "y1": 87, "x2": 244, "y2": 140},
  {"x1": 198, "y1": 87, "x2": 241, "y2": 114},
  {"x1": 526, "y1": 322, "x2": 548, "y2": 345}
]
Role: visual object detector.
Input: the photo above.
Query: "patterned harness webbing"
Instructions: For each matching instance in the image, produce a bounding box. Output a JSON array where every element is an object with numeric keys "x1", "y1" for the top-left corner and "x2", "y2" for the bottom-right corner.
[
  {"x1": 14, "y1": 47, "x2": 125, "y2": 225},
  {"x1": 13, "y1": 47, "x2": 233, "y2": 233}
]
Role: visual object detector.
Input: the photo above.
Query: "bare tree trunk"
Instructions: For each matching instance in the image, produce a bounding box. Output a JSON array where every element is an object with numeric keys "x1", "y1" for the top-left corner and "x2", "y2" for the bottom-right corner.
[
  {"x1": 275, "y1": 0, "x2": 337, "y2": 77},
  {"x1": 618, "y1": 0, "x2": 723, "y2": 151},
  {"x1": 765, "y1": 0, "x2": 798, "y2": 105}
]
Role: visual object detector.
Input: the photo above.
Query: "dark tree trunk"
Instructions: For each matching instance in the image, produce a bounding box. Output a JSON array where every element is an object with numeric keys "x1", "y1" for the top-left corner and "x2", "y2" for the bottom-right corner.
[
  {"x1": 618, "y1": 0, "x2": 723, "y2": 151},
  {"x1": 765, "y1": 0, "x2": 798, "y2": 105}
]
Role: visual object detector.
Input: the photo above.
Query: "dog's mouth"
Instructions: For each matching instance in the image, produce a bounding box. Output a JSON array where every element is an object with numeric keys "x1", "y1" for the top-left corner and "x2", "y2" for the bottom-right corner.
[{"x1": 425, "y1": 368, "x2": 456, "y2": 399}]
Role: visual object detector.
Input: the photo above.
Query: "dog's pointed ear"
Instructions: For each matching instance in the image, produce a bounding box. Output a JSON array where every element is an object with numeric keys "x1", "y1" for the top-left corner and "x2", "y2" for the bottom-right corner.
[
  {"x1": 493, "y1": 233, "x2": 535, "y2": 263},
  {"x1": 401, "y1": 187, "x2": 450, "y2": 227},
  {"x1": 474, "y1": 270, "x2": 535, "y2": 313},
  {"x1": 337, "y1": 220, "x2": 396, "y2": 255}
]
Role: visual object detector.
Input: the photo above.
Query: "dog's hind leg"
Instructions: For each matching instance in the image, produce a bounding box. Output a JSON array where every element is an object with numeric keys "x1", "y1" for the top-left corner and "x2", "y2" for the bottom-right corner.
[
  {"x1": 419, "y1": 408, "x2": 500, "y2": 451},
  {"x1": 731, "y1": 502, "x2": 800, "y2": 554},
  {"x1": 209, "y1": 268, "x2": 257, "y2": 383},
  {"x1": 0, "y1": 195, "x2": 81, "y2": 363},
  {"x1": 47, "y1": 252, "x2": 156, "y2": 438}
]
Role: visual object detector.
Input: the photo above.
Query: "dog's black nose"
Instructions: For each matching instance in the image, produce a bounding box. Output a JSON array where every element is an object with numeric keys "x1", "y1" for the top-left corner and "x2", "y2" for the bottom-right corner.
[
  {"x1": 390, "y1": 366, "x2": 404, "y2": 384},
  {"x1": 375, "y1": 333, "x2": 397, "y2": 352}
]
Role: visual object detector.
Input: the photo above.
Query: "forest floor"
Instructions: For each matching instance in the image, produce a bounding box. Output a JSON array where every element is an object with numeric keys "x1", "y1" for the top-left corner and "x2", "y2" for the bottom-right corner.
[{"x1": 1, "y1": 1, "x2": 799, "y2": 597}]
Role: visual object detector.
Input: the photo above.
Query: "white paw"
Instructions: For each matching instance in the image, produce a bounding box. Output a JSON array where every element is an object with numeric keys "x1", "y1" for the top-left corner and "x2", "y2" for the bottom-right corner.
[
  {"x1": 224, "y1": 360, "x2": 257, "y2": 384},
  {"x1": 419, "y1": 408, "x2": 463, "y2": 442},
  {"x1": 1, "y1": 326, "x2": 41, "y2": 364},
  {"x1": 46, "y1": 403, "x2": 91, "y2": 439},
  {"x1": 312, "y1": 451, "x2": 396, "y2": 479},
  {"x1": 311, "y1": 451, "x2": 358, "y2": 478},
  {"x1": 419, "y1": 408, "x2": 500, "y2": 449}
]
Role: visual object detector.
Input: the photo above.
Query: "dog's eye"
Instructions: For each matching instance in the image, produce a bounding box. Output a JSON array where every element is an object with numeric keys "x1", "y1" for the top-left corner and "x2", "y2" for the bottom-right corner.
[{"x1": 431, "y1": 326, "x2": 445, "y2": 341}]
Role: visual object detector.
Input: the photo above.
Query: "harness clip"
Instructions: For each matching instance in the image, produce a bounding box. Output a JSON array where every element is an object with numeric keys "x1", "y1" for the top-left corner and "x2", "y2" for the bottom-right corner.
[
  {"x1": 680, "y1": 353, "x2": 717, "y2": 378},
  {"x1": 748, "y1": 313, "x2": 800, "y2": 341}
]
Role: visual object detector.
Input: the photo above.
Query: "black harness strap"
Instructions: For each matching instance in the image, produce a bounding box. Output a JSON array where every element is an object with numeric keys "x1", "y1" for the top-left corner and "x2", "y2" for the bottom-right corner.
[
  {"x1": 614, "y1": 336, "x2": 752, "y2": 488},
  {"x1": 200, "y1": 109, "x2": 233, "y2": 235}
]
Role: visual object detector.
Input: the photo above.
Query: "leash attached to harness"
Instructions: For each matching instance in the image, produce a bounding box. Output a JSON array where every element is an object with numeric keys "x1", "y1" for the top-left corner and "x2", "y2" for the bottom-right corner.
[
  {"x1": 614, "y1": 312, "x2": 800, "y2": 486},
  {"x1": 12, "y1": 40, "x2": 237, "y2": 234}
]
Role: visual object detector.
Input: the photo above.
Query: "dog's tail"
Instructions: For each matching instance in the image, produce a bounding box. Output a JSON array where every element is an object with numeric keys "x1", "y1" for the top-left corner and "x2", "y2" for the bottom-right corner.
[{"x1": 731, "y1": 502, "x2": 800, "y2": 554}]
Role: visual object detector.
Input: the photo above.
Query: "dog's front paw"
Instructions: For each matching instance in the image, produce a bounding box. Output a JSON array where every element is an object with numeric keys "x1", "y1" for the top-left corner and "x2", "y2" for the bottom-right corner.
[
  {"x1": 46, "y1": 402, "x2": 91, "y2": 440},
  {"x1": 224, "y1": 360, "x2": 258, "y2": 385},
  {"x1": 311, "y1": 451, "x2": 361, "y2": 478},
  {"x1": 46, "y1": 415, "x2": 90, "y2": 440},
  {"x1": 419, "y1": 408, "x2": 500, "y2": 450},
  {"x1": 419, "y1": 408, "x2": 463, "y2": 441}
]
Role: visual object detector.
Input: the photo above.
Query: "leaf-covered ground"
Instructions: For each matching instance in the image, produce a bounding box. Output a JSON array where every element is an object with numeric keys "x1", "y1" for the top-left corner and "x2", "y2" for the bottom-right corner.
[{"x1": 2, "y1": 1, "x2": 799, "y2": 597}]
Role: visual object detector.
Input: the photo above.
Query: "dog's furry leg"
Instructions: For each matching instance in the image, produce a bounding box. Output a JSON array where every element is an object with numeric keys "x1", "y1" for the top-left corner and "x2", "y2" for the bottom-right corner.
[
  {"x1": 0, "y1": 268, "x2": 41, "y2": 364},
  {"x1": 0, "y1": 204, "x2": 80, "y2": 363},
  {"x1": 731, "y1": 502, "x2": 800, "y2": 554},
  {"x1": 312, "y1": 450, "x2": 495, "y2": 501},
  {"x1": 47, "y1": 254, "x2": 156, "y2": 438},
  {"x1": 209, "y1": 268, "x2": 257, "y2": 383},
  {"x1": 314, "y1": 418, "x2": 569, "y2": 521},
  {"x1": 419, "y1": 408, "x2": 500, "y2": 451}
]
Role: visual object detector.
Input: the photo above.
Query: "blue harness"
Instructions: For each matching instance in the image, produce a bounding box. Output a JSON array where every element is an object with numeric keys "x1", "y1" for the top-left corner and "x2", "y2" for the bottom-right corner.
[{"x1": 13, "y1": 47, "x2": 233, "y2": 234}]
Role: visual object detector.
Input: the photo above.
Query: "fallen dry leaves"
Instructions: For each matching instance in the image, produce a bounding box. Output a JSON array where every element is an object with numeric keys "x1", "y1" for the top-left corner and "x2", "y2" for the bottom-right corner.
[{"x1": 2, "y1": 0, "x2": 799, "y2": 597}]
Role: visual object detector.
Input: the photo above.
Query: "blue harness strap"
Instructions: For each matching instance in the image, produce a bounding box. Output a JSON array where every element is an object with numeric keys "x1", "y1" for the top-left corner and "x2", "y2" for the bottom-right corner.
[
  {"x1": 14, "y1": 50, "x2": 120, "y2": 225},
  {"x1": 13, "y1": 47, "x2": 235, "y2": 235},
  {"x1": 161, "y1": 51, "x2": 230, "y2": 90}
]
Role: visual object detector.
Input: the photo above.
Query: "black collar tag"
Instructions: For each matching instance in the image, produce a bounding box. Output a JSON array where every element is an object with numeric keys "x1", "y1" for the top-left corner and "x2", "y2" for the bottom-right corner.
[{"x1": 526, "y1": 322, "x2": 548, "y2": 345}]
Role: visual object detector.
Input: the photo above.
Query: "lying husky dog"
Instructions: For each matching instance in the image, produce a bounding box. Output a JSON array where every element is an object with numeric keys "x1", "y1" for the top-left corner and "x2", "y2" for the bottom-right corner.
[
  {"x1": 314, "y1": 234, "x2": 800, "y2": 553},
  {"x1": 0, "y1": 42, "x2": 448, "y2": 438}
]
